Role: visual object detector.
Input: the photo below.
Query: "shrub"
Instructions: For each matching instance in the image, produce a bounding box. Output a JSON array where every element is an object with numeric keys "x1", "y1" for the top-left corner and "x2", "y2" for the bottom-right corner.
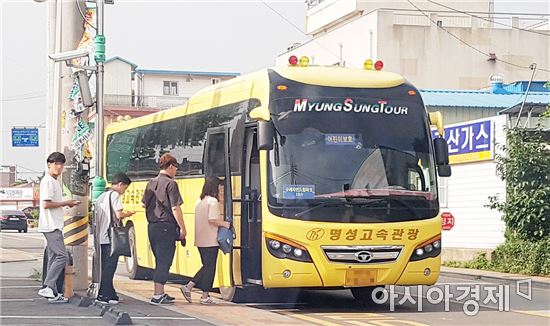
[{"x1": 446, "y1": 238, "x2": 550, "y2": 276}]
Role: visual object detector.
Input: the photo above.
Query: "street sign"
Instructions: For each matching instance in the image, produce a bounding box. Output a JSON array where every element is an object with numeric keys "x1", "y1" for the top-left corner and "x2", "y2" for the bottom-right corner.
[
  {"x1": 442, "y1": 212, "x2": 455, "y2": 231},
  {"x1": 11, "y1": 128, "x2": 39, "y2": 147}
]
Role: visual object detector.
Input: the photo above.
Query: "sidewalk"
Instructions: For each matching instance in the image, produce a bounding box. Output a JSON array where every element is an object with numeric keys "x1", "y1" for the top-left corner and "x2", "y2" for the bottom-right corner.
[
  {"x1": 441, "y1": 266, "x2": 550, "y2": 287},
  {"x1": 115, "y1": 278, "x2": 310, "y2": 326},
  {"x1": 0, "y1": 248, "x2": 38, "y2": 263}
]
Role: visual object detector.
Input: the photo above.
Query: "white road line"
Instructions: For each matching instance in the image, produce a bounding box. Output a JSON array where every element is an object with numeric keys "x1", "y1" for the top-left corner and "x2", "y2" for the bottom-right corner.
[
  {"x1": 132, "y1": 317, "x2": 196, "y2": 320},
  {"x1": 435, "y1": 282, "x2": 493, "y2": 285},
  {"x1": 0, "y1": 316, "x2": 196, "y2": 320},
  {"x1": 0, "y1": 286, "x2": 41, "y2": 289},
  {"x1": 0, "y1": 316, "x2": 101, "y2": 319},
  {"x1": 245, "y1": 302, "x2": 307, "y2": 306}
]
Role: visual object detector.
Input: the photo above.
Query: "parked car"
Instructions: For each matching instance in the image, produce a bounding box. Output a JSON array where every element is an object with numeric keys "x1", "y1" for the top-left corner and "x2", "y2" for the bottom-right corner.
[{"x1": 0, "y1": 210, "x2": 28, "y2": 233}]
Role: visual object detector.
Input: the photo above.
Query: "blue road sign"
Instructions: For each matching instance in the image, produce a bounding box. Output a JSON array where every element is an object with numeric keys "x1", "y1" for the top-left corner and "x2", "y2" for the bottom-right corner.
[{"x1": 12, "y1": 128, "x2": 39, "y2": 147}]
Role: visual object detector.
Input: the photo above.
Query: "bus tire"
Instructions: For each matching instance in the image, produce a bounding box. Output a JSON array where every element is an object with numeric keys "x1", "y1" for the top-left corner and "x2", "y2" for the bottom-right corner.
[
  {"x1": 125, "y1": 224, "x2": 150, "y2": 280},
  {"x1": 351, "y1": 286, "x2": 384, "y2": 304}
]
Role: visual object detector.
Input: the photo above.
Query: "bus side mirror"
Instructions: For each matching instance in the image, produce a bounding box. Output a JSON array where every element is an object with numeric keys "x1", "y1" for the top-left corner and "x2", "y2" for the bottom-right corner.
[
  {"x1": 438, "y1": 164, "x2": 451, "y2": 177},
  {"x1": 258, "y1": 120, "x2": 274, "y2": 150},
  {"x1": 434, "y1": 137, "x2": 449, "y2": 165}
]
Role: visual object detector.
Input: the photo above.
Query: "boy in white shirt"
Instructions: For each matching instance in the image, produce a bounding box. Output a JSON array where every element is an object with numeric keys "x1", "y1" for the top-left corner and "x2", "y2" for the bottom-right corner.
[
  {"x1": 94, "y1": 172, "x2": 134, "y2": 304},
  {"x1": 37, "y1": 152, "x2": 80, "y2": 303}
]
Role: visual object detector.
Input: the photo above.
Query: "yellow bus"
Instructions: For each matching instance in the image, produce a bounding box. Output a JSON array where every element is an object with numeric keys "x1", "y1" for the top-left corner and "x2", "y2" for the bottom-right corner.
[{"x1": 104, "y1": 59, "x2": 451, "y2": 303}]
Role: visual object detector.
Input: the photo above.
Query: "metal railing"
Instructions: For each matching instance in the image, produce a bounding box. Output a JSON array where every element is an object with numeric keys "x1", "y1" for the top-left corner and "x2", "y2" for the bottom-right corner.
[
  {"x1": 104, "y1": 94, "x2": 189, "y2": 109},
  {"x1": 392, "y1": 11, "x2": 549, "y2": 31}
]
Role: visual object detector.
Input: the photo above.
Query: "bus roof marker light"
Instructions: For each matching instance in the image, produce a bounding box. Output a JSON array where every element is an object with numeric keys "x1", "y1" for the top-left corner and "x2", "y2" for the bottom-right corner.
[
  {"x1": 374, "y1": 60, "x2": 384, "y2": 71},
  {"x1": 289, "y1": 55, "x2": 298, "y2": 66},
  {"x1": 299, "y1": 56, "x2": 310, "y2": 67},
  {"x1": 364, "y1": 59, "x2": 373, "y2": 70}
]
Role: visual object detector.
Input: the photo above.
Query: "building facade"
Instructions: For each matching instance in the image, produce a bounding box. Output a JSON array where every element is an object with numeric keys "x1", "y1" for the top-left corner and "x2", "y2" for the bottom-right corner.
[
  {"x1": 103, "y1": 57, "x2": 240, "y2": 112},
  {"x1": 419, "y1": 83, "x2": 548, "y2": 261},
  {"x1": 279, "y1": 0, "x2": 549, "y2": 89}
]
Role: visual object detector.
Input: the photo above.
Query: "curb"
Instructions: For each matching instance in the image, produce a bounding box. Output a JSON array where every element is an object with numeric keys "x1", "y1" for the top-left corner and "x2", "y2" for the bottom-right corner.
[
  {"x1": 0, "y1": 259, "x2": 38, "y2": 264},
  {"x1": 116, "y1": 289, "x2": 225, "y2": 326},
  {"x1": 440, "y1": 267, "x2": 550, "y2": 288}
]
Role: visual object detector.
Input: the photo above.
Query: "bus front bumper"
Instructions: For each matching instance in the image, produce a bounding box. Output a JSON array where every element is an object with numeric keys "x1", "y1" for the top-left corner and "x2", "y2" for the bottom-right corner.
[{"x1": 263, "y1": 255, "x2": 440, "y2": 288}]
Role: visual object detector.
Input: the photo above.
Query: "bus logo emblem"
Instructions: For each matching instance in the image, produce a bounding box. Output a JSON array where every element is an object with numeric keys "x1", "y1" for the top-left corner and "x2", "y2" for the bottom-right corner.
[
  {"x1": 306, "y1": 228, "x2": 325, "y2": 241},
  {"x1": 355, "y1": 251, "x2": 373, "y2": 263}
]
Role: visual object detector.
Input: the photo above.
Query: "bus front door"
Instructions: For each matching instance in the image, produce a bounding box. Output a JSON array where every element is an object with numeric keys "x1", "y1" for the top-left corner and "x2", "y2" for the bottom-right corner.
[{"x1": 240, "y1": 127, "x2": 262, "y2": 284}]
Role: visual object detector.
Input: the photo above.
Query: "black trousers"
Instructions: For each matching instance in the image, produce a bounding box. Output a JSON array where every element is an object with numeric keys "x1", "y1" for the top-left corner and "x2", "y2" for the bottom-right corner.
[
  {"x1": 98, "y1": 244, "x2": 120, "y2": 299},
  {"x1": 148, "y1": 223, "x2": 176, "y2": 284},
  {"x1": 192, "y1": 247, "x2": 219, "y2": 292}
]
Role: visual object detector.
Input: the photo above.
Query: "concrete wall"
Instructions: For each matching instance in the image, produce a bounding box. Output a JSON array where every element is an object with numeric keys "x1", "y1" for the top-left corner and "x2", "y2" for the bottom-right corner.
[
  {"x1": 141, "y1": 75, "x2": 222, "y2": 98},
  {"x1": 306, "y1": 0, "x2": 493, "y2": 36},
  {"x1": 104, "y1": 59, "x2": 133, "y2": 98},
  {"x1": 279, "y1": 10, "x2": 550, "y2": 89},
  {"x1": 440, "y1": 115, "x2": 507, "y2": 254}
]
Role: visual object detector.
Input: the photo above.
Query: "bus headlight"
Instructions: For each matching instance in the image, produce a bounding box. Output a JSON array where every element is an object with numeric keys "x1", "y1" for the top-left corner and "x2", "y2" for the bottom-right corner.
[
  {"x1": 410, "y1": 235, "x2": 442, "y2": 261},
  {"x1": 269, "y1": 240, "x2": 281, "y2": 250},
  {"x1": 265, "y1": 233, "x2": 313, "y2": 263},
  {"x1": 282, "y1": 244, "x2": 292, "y2": 254}
]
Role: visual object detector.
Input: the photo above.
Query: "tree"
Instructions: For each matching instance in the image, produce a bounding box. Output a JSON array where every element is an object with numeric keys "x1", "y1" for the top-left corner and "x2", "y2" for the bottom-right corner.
[{"x1": 489, "y1": 123, "x2": 550, "y2": 241}]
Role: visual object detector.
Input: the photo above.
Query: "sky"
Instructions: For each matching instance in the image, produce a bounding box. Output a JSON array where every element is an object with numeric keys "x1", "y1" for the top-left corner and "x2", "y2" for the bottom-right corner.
[{"x1": 1, "y1": 0, "x2": 549, "y2": 180}]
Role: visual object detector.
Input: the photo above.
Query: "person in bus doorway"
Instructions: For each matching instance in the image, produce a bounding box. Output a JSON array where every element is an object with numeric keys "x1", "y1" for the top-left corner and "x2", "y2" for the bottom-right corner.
[
  {"x1": 142, "y1": 153, "x2": 187, "y2": 305},
  {"x1": 180, "y1": 176, "x2": 230, "y2": 305},
  {"x1": 37, "y1": 152, "x2": 80, "y2": 303},
  {"x1": 94, "y1": 173, "x2": 135, "y2": 305}
]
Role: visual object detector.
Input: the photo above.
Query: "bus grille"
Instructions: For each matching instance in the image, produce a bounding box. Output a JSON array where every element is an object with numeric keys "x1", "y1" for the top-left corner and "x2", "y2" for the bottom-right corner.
[{"x1": 321, "y1": 245, "x2": 403, "y2": 264}]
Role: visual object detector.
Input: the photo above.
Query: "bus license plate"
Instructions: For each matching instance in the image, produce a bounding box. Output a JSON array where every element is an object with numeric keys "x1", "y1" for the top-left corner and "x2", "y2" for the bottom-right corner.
[{"x1": 345, "y1": 269, "x2": 377, "y2": 287}]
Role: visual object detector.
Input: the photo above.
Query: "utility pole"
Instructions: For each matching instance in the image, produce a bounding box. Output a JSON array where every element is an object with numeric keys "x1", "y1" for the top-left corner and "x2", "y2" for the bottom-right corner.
[
  {"x1": 44, "y1": 0, "x2": 92, "y2": 291},
  {"x1": 90, "y1": 0, "x2": 107, "y2": 298},
  {"x1": 58, "y1": 0, "x2": 89, "y2": 292}
]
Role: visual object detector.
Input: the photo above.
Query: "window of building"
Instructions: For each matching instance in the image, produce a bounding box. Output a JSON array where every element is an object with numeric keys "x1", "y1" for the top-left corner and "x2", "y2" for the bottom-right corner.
[
  {"x1": 212, "y1": 78, "x2": 221, "y2": 85},
  {"x1": 438, "y1": 176, "x2": 448, "y2": 208},
  {"x1": 163, "y1": 81, "x2": 178, "y2": 95}
]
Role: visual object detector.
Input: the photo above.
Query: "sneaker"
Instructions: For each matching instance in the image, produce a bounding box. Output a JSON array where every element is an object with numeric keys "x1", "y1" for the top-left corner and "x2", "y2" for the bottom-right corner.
[
  {"x1": 200, "y1": 296, "x2": 217, "y2": 305},
  {"x1": 150, "y1": 294, "x2": 174, "y2": 306},
  {"x1": 95, "y1": 296, "x2": 110, "y2": 305},
  {"x1": 164, "y1": 293, "x2": 175, "y2": 302},
  {"x1": 180, "y1": 286, "x2": 192, "y2": 303},
  {"x1": 48, "y1": 294, "x2": 69, "y2": 304},
  {"x1": 108, "y1": 299, "x2": 119, "y2": 305},
  {"x1": 38, "y1": 287, "x2": 55, "y2": 299}
]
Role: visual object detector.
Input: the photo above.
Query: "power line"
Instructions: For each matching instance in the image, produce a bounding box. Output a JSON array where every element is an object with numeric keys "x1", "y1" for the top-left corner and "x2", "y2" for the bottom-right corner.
[
  {"x1": 260, "y1": 1, "x2": 351, "y2": 66},
  {"x1": 426, "y1": 0, "x2": 550, "y2": 37},
  {"x1": 1, "y1": 94, "x2": 46, "y2": 102},
  {"x1": 406, "y1": 0, "x2": 550, "y2": 73}
]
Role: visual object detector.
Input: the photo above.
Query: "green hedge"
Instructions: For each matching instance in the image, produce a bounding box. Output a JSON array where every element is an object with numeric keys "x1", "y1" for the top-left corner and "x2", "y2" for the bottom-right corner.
[{"x1": 445, "y1": 238, "x2": 550, "y2": 276}]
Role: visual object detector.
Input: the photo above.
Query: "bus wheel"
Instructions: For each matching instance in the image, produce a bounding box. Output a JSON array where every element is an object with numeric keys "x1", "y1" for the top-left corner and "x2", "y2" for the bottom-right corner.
[
  {"x1": 351, "y1": 286, "x2": 384, "y2": 304},
  {"x1": 126, "y1": 225, "x2": 150, "y2": 280}
]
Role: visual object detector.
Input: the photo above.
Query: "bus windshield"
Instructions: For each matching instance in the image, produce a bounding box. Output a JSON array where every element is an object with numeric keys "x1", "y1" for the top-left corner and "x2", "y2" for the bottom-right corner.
[{"x1": 267, "y1": 87, "x2": 438, "y2": 223}]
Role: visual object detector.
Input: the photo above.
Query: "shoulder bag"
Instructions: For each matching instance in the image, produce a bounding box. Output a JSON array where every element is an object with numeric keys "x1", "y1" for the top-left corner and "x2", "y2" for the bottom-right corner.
[
  {"x1": 216, "y1": 200, "x2": 235, "y2": 254},
  {"x1": 108, "y1": 191, "x2": 132, "y2": 257}
]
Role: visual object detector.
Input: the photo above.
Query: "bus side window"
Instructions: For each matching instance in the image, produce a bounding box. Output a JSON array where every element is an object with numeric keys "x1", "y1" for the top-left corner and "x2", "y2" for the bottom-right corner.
[{"x1": 205, "y1": 132, "x2": 227, "y2": 177}]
